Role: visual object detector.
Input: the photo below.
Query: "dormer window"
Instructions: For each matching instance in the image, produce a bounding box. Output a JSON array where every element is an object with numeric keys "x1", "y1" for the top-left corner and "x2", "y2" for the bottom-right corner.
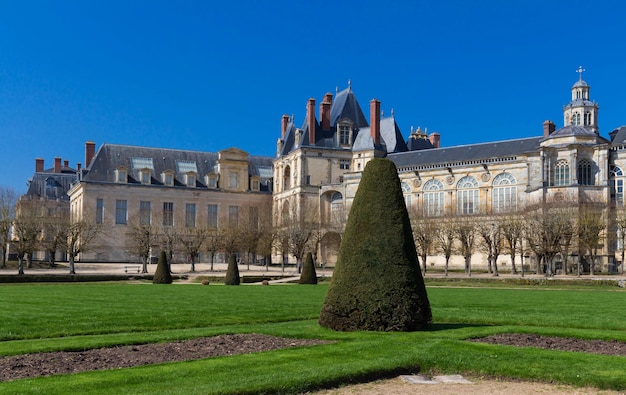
[
  {"x1": 140, "y1": 169, "x2": 151, "y2": 184},
  {"x1": 115, "y1": 167, "x2": 128, "y2": 183},
  {"x1": 339, "y1": 160, "x2": 350, "y2": 170},
  {"x1": 162, "y1": 171, "x2": 174, "y2": 186},
  {"x1": 186, "y1": 173, "x2": 197, "y2": 187},
  {"x1": 338, "y1": 123, "x2": 351, "y2": 146},
  {"x1": 229, "y1": 172, "x2": 238, "y2": 188},
  {"x1": 206, "y1": 174, "x2": 218, "y2": 189},
  {"x1": 251, "y1": 176, "x2": 260, "y2": 191}
]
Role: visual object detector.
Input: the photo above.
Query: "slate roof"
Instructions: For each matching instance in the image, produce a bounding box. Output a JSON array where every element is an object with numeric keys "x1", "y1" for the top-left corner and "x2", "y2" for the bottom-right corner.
[
  {"x1": 609, "y1": 126, "x2": 626, "y2": 145},
  {"x1": 83, "y1": 144, "x2": 274, "y2": 192},
  {"x1": 548, "y1": 125, "x2": 598, "y2": 138},
  {"x1": 389, "y1": 136, "x2": 543, "y2": 169},
  {"x1": 26, "y1": 167, "x2": 78, "y2": 201},
  {"x1": 353, "y1": 116, "x2": 408, "y2": 153}
]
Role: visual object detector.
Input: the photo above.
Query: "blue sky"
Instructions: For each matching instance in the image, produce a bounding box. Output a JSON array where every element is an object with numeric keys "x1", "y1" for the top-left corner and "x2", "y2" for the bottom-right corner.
[{"x1": 1, "y1": 0, "x2": 626, "y2": 193}]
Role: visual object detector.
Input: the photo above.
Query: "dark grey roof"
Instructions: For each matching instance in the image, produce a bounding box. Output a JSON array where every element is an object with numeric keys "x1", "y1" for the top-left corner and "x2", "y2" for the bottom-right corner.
[
  {"x1": 572, "y1": 79, "x2": 589, "y2": 88},
  {"x1": 83, "y1": 144, "x2": 274, "y2": 191},
  {"x1": 389, "y1": 136, "x2": 542, "y2": 169},
  {"x1": 353, "y1": 116, "x2": 408, "y2": 153},
  {"x1": 26, "y1": 168, "x2": 78, "y2": 201},
  {"x1": 548, "y1": 125, "x2": 597, "y2": 138},
  {"x1": 407, "y1": 134, "x2": 435, "y2": 151},
  {"x1": 330, "y1": 87, "x2": 368, "y2": 128},
  {"x1": 609, "y1": 126, "x2": 626, "y2": 145}
]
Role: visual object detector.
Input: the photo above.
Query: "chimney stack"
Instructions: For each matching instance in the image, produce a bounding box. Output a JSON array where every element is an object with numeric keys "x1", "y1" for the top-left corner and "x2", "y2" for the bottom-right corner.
[
  {"x1": 307, "y1": 98, "x2": 316, "y2": 145},
  {"x1": 543, "y1": 120, "x2": 556, "y2": 137},
  {"x1": 281, "y1": 114, "x2": 290, "y2": 140},
  {"x1": 85, "y1": 141, "x2": 96, "y2": 168},
  {"x1": 370, "y1": 99, "x2": 381, "y2": 145},
  {"x1": 35, "y1": 158, "x2": 44, "y2": 172},
  {"x1": 428, "y1": 132, "x2": 441, "y2": 148},
  {"x1": 77, "y1": 162, "x2": 82, "y2": 171},
  {"x1": 64, "y1": 159, "x2": 69, "y2": 168},
  {"x1": 320, "y1": 92, "x2": 333, "y2": 130},
  {"x1": 54, "y1": 157, "x2": 62, "y2": 173}
]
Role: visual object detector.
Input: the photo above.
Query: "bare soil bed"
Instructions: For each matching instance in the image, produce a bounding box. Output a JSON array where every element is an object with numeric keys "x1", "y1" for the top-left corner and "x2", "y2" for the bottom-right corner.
[
  {"x1": 1, "y1": 332, "x2": 624, "y2": 395},
  {"x1": 0, "y1": 334, "x2": 326, "y2": 382}
]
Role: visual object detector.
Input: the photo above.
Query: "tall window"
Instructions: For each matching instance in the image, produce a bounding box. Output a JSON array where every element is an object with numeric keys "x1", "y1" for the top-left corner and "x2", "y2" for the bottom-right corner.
[
  {"x1": 573, "y1": 112, "x2": 581, "y2": 125},
  {"x1": 163, "y1": 202, "x2": 174, "y2": 226},
  {"x1": 228, "y1": 206, "x2": 239, "y2": 226},
  {"x1": 207, "y1": 204, "x2": 218, "y2": 228},
  {"x1": 330, "y1": 192, "x2": 344, "y2": 225},
  {"x1": 611, "y1": 166, "x2": 624, "y2": 206},
  {"x1": 492, "y1": 173, "x2": 516, "y2": 213},
  {"x1": 139, "y1": 201, "x2": 151, "y2": 225},
  {"x1": 185, "y1": 203, "x2": 196, "y2": 227},
  {"x1": 249, "y1": 206, "x2": 259, "y2": 230},
  {"x1": 423, "y1": 179, "x2": 444, "y2": 217},
  {"x1": 401, "y1": 182, "x2": 411, "y2": 208},
  {"x1": 578, "y1": 159, "x2": 594, "y2": 185},
  {"x1": 339, "y1": 125, "x2": 350, "y2": 145},
  {"x1": 229, "y1": 172, "x2": 238, "y2": 188},
  {"x1": 584, "y1": 112, "x2": 592, "y2": 126},
  {"x1": 457, "y1": 176, "x2": 479, "y2": 215},
  {"x1": 115, "y1": 200, "x2": 127, "y2": 225},
  {"x1": 553, "y1": 160, "x2": 570, "y2": 186},
  {"x1": 96, "y1": 198, "x2": 104, "y2": 224},
  {"x1": 283, "y1": 166, "x2": 291, "y2": 191}
]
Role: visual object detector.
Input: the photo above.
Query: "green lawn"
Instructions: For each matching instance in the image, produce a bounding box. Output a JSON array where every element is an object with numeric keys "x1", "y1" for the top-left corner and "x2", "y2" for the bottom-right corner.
[{"x1": 0, "y1": 282, "x2": 624, "y2": 394}]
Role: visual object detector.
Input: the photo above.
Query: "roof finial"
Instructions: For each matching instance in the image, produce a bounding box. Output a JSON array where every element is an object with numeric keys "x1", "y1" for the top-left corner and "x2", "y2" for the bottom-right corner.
[
  {"x1": 576, "y1": 65, "x2": 585, "y2": 81},
  {"x1": 391, "y1": 108, "x2": 394, "y2": 116},
  {"x1": 347, "y1": 79, "x2": 351, "y2": 90}
]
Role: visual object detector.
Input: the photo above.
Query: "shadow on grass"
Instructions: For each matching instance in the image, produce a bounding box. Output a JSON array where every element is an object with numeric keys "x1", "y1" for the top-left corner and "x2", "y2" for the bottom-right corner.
[{"x1": 426, "y1": 322, "x2": 491, "y2": 331}]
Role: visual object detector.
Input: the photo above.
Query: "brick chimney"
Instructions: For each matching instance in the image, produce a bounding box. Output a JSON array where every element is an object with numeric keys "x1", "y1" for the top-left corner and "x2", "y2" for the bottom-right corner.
[
  {"x1": 281, "y1": 114, "x2": 290, "y2": 140},
  {"x1": 64, "y1": 160, "x2": 69, "y2": 169},
  {"x1": 428, "y1": 132, "x2": 441, "y2": 148},
  {"x1": 35, "y1": 158, "x2": 44, "y2": 172},
  {"x1": 320, "y1": 92, "x2": 333, "y2": 131},
  {"x1": 307, "y1": 98, "x2": 316, "y2": 145},
  {"x1": 77, "y1": 162, "x2": 82, "y2": 171},
  {"x1": 54, "y1": 157, "x2": 62, "y2": 173},
  {"x1": 370, "y1": 99, "x2": 381, "y2": 145},
  {"x1": 85, "y1": 141, "x2": 96, "y2": 168},
  {"x1": 543, "y1": 120, "x2": 556, "y2": 137}
]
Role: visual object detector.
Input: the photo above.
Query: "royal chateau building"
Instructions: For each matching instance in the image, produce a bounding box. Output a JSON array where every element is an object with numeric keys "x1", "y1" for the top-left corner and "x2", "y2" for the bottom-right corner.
[{"x1": 20, "y1": 70, "x2": 626, "y2": 270}]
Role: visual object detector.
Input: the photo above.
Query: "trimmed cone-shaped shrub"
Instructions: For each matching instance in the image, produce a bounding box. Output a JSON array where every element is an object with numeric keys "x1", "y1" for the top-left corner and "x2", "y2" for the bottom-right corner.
[
  {"x1": 319, "y1": 158, "x2": 432, "y2": 331},
  {"x1": 153, "y1": 251, "x2": 173, "y2": 284},
  {"x1": 299, "y1": 252, "x2": 318, "y2": 284},
  {"x1": 224, "y1": 254, "x2": 240, "y2": 285}
]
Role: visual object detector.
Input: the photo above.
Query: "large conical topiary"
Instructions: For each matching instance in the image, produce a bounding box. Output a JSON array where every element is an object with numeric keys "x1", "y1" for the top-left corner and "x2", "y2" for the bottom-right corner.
[
  {"x1": 299, "y1": 252, "x2": 318, "y2": 284},
  {"x1": 224, "y1": 254, "x2": 240, "y2": 285},
  {"x1": 153, "y1": 250, "x2": 173, "y2": 284},
  {"x1": 319, "y1": 158, "x2": 431, "y2": 331}
]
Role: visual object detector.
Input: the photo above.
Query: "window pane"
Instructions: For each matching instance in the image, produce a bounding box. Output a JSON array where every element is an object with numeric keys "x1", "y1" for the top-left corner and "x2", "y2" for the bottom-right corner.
[
  {"x1": 96, "y1": 198, "x2": 104, "y2": 224},
  {"x1": 228, "y1": 206, "x2": 239, "y2": 226},
  {"x1": 115, "y1": 200, "x2": 127, "y2": 225},
  {"x1": 163, "y1": 202, "x2": 174, "y2": 227},
  {"x1": 185, "y1": 203, "x2": 196, "y2": 227},
  {"x1": 140, "y1": 201, "x2": 151, "y2": 225}
]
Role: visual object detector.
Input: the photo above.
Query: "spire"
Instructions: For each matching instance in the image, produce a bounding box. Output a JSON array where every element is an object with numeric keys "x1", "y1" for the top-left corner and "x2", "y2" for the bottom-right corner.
[{"x1": 576, "y1": 65, "x2": 586, "y2": 82}]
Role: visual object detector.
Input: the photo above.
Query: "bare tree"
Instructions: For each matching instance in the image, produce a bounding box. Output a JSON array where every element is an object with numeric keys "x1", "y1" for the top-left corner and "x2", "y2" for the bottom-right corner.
[
  {"x1": 281, "y1": 198, "x2": 319, "y2": 273},
  {"x1": 40, "y1": 209, "x2": 68, "y2": 269},
  {"x1": 453, "y1": 216, "x2": 477, "y2": 277},
  {"x1": 478, "y1": 219, "x2": 503, "y2": 276},
  {"x1": 577, "y1": 204, "x2": 605, "y2": 276},
  {"x1": 205, "y1": 228, "x2": 220, "y2": 271},
  {"x1": 524, "y1": 202, "x2": 572, "y2": 276},
  {"x1": 126, "y1": 216, "x2": 159, "y2": 274},
  {"x1": 11, "y1": 198, "x2": 42, "y2": 275},
  {"x1": 409, "y1": 210, "x2": 436, "y2": 275},
  {"x1": 0, "y1": 187, "x2": 18, "y2": 268},
  {"x1": 500, "y1": 214, "x2": 524, "y2": 275},
  {"x1": 64, "y1": 212, "x2": 102, "y2": 275},
  {"x1": 178, "y1": 226, "x2": 207, "y2": 272},
  {"x1": 434, "y1": 216, "x2": 456, "y2": 276},
  {"x1": 160, "y1": 225, "x2": 180, "y2": 264},
  {"x1": 615, "y1": 207, "x2": 626, "y2": 275}
]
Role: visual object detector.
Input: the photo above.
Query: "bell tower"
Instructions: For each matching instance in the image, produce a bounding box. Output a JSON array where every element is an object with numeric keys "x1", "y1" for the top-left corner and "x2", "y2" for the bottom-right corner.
[{"x1": 563, "y1": 66, "x2": 599, "y2": 133}]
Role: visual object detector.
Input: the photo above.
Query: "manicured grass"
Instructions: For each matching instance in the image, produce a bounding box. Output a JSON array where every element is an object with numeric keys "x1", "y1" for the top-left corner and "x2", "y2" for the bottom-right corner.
[{"x1": 0, "y1": 283, "x2": 624, "y2": 393}]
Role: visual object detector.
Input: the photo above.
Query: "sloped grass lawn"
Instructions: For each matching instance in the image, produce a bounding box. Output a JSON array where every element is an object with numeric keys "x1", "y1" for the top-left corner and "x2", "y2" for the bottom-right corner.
[{"x1": 0, "y1": 283, "x2": 624, "y2": 393}]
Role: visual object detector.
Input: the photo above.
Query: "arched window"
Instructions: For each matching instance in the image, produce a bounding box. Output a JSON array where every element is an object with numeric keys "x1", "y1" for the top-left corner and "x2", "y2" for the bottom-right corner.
[
  {"x1": 611, "y1": 165, "x2": 624, "y2": 206},
  {"x1": 401, "y1": 182, "x2": 411, "y2": 208},
  {"x1": 423, "y1": 179, "x2": 444, "y2": 217},
  {"x1": 573, "y1": 112, "x2": 581, "y2": 125},
  {"x1": 584, "y1": 112, "x2": 592, "y2": 126},
  {"x1": 577, "y1": 159, "x2": 594, "y2": 186},
  {"x1": 457, "y1": 176, "x2": 479, "y2": 215},
  {"x1": 330, "y1": 192, "x2": 344, "y2": 225},
  {"x1": 492, "y1": 173, "x2": 516, "y2": 213},
  {"x1": 553, "y1": 160, "x2": 570, "y2": 186}
]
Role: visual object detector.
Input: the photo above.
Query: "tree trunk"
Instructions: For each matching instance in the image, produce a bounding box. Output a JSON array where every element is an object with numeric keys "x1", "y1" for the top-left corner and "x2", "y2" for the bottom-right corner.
[
  {"x1": 48, "y1": 251, "x2": 56, "y2": 269},
  {"x1": 210, "y1": 252, "x2": 215, "y2": 271},
  {"x1": 465, "y1": 255, "x2": 471, "y2": 277},
  {"x1": 142, "y1": 256, "x2": 149, "y2": 274},
  {"x1": 493, "y1": 257, "x2": 499, "y2": 276},
  {"x1": 444, "y1": 256, "x2": 450, "y2": 277},
  {"x1": 1, "y1": 248, "x2": 6, "y2": 269},
  {"x1": 69, "y1": 255, "x2": 76, "y2": 275},
  {"x1": 26, "y1": 253, "x2": 33, "y2": 269},
  {"x1": 17, "y1": 255, "x2": 25, "y2": 275},
  {"x1": 520, "y1": 254, "x2": 525, "y2": 277},
  {"x1": 510, "y1": 252, "x2": 517, "y2": 274},
  {"x1": 421, "y1": 253, "x2": 427, "y2": 275}
]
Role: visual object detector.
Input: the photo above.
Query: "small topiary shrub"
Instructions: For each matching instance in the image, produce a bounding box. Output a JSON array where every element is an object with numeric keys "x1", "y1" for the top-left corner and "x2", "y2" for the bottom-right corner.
[
  {"x1": 224, "y1": 254, "x2": 240, "y2": 285},
  {"x1": 261, "y1": 280, "x2": 269, "y2": 286},
  {"x1": 153, "y1": 251, "x2": 173, "y2": 284},
  {"x1": 201, "y1": 279, "x2": 210, "y2": 285},
  {"x1": 299, "y1": 252, "x2": 318, "y2": 284},
  {"x1": 319, "y1": 158, "x2": 432, "y2": 331}
]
